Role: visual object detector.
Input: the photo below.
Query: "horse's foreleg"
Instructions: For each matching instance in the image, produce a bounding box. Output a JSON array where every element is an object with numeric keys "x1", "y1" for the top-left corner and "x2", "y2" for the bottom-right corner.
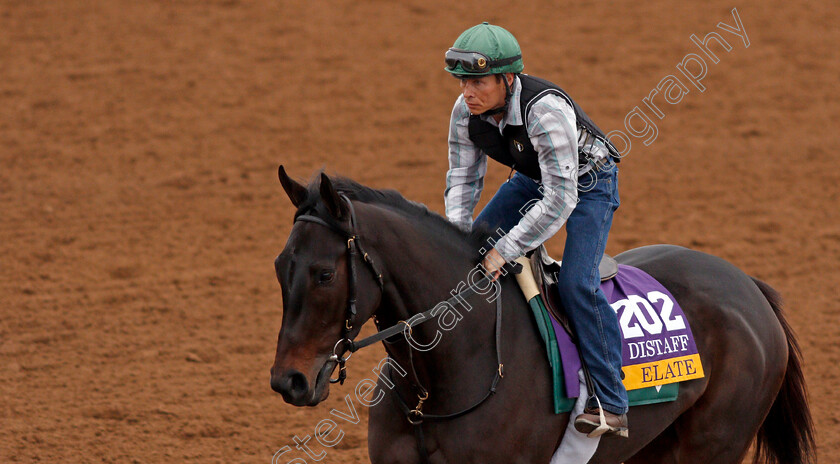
[{"x1": 368, "y1": 432, "x2": 423, "y2": 464}]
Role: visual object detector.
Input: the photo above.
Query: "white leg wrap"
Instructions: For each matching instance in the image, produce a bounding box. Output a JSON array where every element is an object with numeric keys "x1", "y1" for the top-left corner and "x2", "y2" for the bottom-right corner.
[{"x1": 550, "y1": 370, "x2": 601, "y2": 464}]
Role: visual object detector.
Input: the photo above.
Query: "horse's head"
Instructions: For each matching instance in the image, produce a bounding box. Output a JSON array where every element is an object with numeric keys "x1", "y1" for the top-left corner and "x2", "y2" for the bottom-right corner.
[{"x1": 270, "y1": 167, "x2": 382, "y2": 406}]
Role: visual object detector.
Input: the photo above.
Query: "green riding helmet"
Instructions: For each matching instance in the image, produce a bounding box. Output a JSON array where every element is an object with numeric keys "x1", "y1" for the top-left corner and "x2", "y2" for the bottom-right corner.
[{"x1": 444, "y1": 22, "x2": 524, "y2": 77}]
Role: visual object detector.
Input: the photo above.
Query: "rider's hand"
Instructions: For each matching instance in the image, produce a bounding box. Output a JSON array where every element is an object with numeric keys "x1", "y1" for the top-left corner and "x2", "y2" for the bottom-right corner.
[{"x1": 482, "y1": 248, "x2": 507, "y2": 281}]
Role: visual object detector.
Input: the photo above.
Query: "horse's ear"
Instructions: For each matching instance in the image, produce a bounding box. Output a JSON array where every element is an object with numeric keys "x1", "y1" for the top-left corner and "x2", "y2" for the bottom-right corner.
[
  {"x1": 278, "y1": 165, "x2": 307, "y2": 207},
  {"x1": 319, "y1": 173, "x2": 346, "y2": 219}
]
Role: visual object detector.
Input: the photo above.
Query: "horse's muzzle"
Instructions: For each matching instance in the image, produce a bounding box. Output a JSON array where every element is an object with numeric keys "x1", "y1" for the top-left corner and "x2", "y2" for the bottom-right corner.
[{"x1": 271, "y1": 368, "x2": 311, "y2": 406}]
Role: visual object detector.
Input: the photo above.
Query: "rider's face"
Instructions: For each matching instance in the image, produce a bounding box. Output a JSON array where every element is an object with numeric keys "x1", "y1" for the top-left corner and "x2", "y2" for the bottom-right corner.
[{"x1": 459, "y1": 74, "x2": 509, "y2": 115}]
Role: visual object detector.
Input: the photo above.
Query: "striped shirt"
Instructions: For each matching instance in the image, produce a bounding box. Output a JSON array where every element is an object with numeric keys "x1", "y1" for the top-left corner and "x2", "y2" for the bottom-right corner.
[{"x1": 445, "y1": 75, "x2": 611, "y2": 261}]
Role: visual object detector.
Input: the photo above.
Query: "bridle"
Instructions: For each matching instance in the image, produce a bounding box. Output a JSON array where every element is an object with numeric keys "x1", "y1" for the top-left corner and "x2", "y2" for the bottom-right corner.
[
  {"x1": 293, "y1": 193, "x2": 384, "y2": 384},
  {"x1": 292, "y1": 193, "x2": 514, "y2": 463}
]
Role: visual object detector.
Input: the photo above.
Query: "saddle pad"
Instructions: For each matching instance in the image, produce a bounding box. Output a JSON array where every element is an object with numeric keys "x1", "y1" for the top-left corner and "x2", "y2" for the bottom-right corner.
[
  {"x1": 530, "y1": 295, "x2": 680, "y2": 414},
  {"x1": 523, "y1": 264, "x2": 704, "y2": 413},
  {"x1": 601, "y1": 264, "x2": 705, "y2": 390}
]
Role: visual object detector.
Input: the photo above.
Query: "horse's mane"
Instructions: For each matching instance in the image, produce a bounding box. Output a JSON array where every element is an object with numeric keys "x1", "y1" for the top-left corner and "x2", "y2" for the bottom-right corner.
[{"x1": 298, "y1": 174, "x2": 490, "y2": 251}]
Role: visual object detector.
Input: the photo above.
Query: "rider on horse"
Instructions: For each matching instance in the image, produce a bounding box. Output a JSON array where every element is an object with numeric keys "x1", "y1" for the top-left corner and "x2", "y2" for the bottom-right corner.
[{"x1": 443, "y1": 22, "x2": 628, "y2": 436}]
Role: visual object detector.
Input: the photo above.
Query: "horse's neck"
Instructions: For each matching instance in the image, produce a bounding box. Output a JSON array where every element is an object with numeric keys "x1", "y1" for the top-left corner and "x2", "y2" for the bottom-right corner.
[
  {"x1": 359, "y1": 204, "x2": 532, "y2": 401},
  {"x1": 359, "y1": 203, "x2": 484, "y2": 326}
]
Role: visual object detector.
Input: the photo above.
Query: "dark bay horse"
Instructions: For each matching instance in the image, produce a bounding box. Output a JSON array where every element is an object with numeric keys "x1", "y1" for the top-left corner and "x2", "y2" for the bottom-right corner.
[{"x1": 270, "y1": 167, "x2": 815, "y2": 464}]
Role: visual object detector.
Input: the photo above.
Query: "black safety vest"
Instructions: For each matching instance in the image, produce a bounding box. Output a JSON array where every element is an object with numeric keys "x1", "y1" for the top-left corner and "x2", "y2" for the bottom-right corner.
[{"x1": 467, "y1": 74, "x2": 619, "y2": 182}]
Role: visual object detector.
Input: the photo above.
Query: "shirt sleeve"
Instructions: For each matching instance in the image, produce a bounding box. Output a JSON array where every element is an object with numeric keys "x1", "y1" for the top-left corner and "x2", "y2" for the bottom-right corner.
[
  {"x1": 444, "y1": 96, "x2": 487, "y2": 231},
  {"x1": 494, "y1": 94, "x2": 580, "y2": 261}
]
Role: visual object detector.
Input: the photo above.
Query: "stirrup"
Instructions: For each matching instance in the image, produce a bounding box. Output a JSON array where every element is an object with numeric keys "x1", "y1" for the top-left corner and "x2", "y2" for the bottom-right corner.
[
  {"x1": 587, "y1": 396, "x2": 609, "y2": 438},
  {"x1": 584, "y1": 396, "x2": 628, "y2": 438}
]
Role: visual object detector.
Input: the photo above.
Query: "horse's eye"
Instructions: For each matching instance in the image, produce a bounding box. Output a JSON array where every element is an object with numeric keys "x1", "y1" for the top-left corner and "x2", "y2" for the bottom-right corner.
[{"x1": 318, "y1": 270, "x2": 336, "y2": 284}]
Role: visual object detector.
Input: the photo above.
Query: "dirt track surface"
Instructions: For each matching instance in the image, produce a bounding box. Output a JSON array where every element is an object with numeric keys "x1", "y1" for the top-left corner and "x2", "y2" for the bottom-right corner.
[{"x1": 1, "y1": 1, "x2": 838, "y2": 462}]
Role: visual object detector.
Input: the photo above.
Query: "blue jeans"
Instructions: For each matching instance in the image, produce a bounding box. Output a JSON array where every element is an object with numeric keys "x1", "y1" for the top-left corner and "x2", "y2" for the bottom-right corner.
[{"x1": 475, "y1": 165, "x2": 628, "y2": 415}]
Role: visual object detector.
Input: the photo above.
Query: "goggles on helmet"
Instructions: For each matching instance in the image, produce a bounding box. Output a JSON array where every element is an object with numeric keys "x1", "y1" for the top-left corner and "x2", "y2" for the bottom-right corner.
[{"x1": 445, "y1": 48, "x2": 522, "y2": 74}]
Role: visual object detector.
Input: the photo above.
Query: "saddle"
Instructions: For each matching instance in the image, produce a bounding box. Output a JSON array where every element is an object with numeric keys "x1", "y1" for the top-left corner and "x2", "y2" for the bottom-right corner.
[
  {"x1": 514, "y1": 247, "x2": 698, "y2": 416},
  {"x1": 518, "y1": 245, "x2": 618, "y2": 341}
]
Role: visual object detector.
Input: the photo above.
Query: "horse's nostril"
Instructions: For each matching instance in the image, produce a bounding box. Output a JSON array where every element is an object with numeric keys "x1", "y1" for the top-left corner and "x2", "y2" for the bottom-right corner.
[{"x1": 289, "y1": 371, "x2": 308, "y2": 396}]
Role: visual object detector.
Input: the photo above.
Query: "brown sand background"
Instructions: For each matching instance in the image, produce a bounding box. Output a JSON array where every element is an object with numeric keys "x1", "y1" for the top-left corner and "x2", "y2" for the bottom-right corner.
[{"x1": 1, "y1": 0, "x2": 838, "y2": 462}]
